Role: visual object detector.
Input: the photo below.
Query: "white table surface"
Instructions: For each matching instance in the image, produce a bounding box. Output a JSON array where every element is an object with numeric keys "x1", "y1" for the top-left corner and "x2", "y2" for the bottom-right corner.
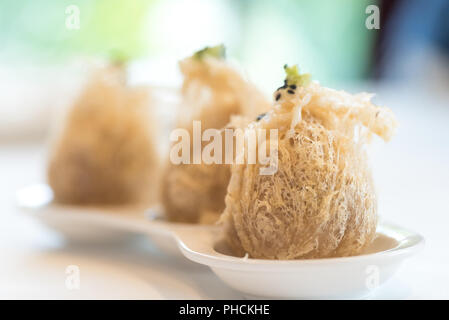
[{"x1": 0, "y1": 83, "x2": 448, "y2": 299}]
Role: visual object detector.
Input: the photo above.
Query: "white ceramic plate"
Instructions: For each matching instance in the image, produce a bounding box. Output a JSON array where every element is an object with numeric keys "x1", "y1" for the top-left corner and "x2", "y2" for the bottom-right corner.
[
  {"x1": 15, "y1": 184, "x2": 194, "y2": 256},
  {"x1": 16, "y1": 183, "x2": 424, "y2": 299},
  {"x1": 145, "y1": 210, "x2": 424, "y2": 299},
  {"x1": 173, "y1": 222, "x2": 424, "y2": 299},
  {"x1": 16, "y1": 183, "x2": 151, "y2": 243}
]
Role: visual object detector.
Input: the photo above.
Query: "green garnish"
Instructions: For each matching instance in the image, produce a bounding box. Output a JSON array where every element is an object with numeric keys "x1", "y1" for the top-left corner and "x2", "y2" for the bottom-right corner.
[
  {"x1": 283, "y1": 64, "x2": 311, "y2": 87},
  {"x1": 110, "y1": 50, "x2": 130, "y2": 67},
  {"x1": 193, "y1": 44, "x2": 226, "y2": 60}
]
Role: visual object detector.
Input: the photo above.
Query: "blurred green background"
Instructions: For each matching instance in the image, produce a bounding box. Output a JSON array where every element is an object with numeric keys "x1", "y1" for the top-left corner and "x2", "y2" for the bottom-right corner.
[
  {"x1": 0, "y1": 0, "x2": 376, "y2": 89},
  {"x1": 0, "y1": 0, "x2": 448, "y2": 140}
]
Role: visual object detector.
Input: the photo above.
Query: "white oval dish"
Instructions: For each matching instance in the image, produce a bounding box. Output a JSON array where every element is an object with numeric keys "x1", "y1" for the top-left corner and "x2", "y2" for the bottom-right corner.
[
  {"x1": 16, "y1": 184, "x2": 424, "y2": 299},
  {"x1": 16, "y1": 183, "x2": 151, "y2": 243},
  {"x1": 173, "y1": 222, "x2": 424, "y2": 299},
  {"x1": 15, "y1": 184, "x2": 193, "y2": 255}
]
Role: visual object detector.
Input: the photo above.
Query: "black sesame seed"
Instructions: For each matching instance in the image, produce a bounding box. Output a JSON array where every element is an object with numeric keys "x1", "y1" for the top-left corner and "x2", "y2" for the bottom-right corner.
[
  {"x1": 289, "y1": 84, "x2": 297, "y2": 89},
  {"x1": 275, "y1": 93, "x2": 281, "y2": 101},
  {"x1": 287, "y1": 89, "x2": 295, "y2": 94},
  {"x1": 256, "y1": 112, "x2": 267, "y2": 121}
]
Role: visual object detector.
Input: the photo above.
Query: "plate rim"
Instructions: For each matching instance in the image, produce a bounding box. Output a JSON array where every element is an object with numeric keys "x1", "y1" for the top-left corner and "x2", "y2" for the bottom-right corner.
[{"x1": 177, "y1": 222, "x2": 425, "y2": 271}]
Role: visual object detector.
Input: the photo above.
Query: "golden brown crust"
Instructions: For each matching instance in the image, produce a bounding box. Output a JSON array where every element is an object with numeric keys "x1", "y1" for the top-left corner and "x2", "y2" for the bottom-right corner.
[
  {"x1": 221, "y1": 82, "x2": 396, "y2": 259},
  {"x1": 161, "y1": 57, "x2": 269, "y2": 224},
  {"x1": 161, "y1": 162, "x2": 230, "y2": 223},
  {"x1": 48, "y1": 66, "x2": 159, "y2": 205}
]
